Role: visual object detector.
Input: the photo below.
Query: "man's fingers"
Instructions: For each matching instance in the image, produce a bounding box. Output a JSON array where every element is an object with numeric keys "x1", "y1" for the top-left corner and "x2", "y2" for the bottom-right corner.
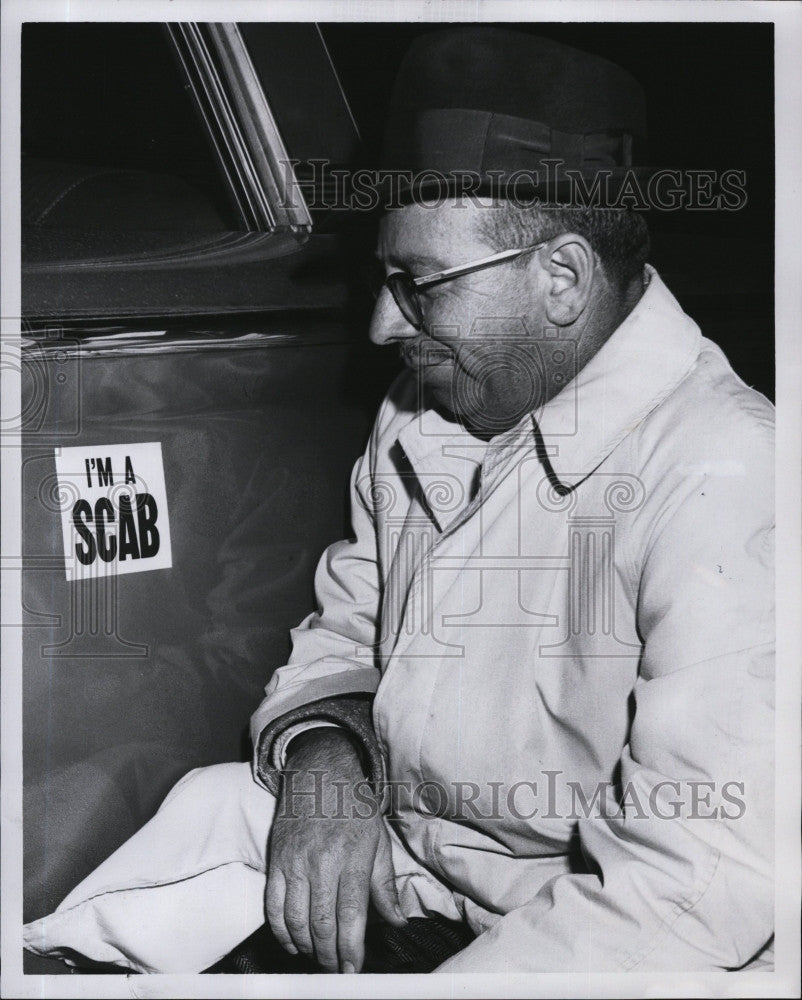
[
  {"x1": 369, "y1": 828, "x2": 406, "y2": 927},
  {"x1": 283, "y1": 873, "x2": 313, "y2": 956},
  {"x1": 265, "y1": 866, "x2": 298, "y2": 955},
  {"x1": 308, "y1": 883, "x2": 340, "y2": 972},
  {"x1": 336, "y1": 870, "x2": 370, "y2": 973}
]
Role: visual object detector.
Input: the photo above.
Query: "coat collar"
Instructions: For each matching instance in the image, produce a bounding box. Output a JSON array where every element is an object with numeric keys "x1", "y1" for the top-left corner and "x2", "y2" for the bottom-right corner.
[
  {"x1": 396, "y1": 266, "x2": 702, "y2": 509},
  {"x1": 530, "y1": 266, "x2": 701, "y2": 490}
]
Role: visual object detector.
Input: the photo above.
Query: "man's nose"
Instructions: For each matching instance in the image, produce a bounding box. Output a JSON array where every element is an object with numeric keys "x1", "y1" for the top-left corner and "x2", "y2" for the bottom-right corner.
[{"x1": 368, "y1": 287, "x2": 419, "y2": 346}]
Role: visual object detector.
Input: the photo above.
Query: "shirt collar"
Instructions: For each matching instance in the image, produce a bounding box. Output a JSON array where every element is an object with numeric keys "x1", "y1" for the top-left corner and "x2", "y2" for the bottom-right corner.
[{"x1": 396, "y1": 266, "x2": 701, "y2": 502}]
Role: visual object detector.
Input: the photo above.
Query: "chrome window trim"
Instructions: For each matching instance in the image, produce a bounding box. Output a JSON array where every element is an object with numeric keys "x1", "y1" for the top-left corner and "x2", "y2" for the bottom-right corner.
[{"x1": 166, "y1": 22, "x2": 312, "y2": 236}]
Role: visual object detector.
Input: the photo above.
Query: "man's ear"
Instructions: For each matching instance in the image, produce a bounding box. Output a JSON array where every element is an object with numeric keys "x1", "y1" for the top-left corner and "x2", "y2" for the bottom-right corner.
[{"x1": 539, "y1": 234, "x2": 595, "y2": 326}]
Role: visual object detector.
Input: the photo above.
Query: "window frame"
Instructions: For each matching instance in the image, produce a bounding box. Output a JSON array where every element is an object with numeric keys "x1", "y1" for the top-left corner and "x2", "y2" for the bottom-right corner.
[{"x1": 166, "y1": 22, "x2": 312, "y2": 235}]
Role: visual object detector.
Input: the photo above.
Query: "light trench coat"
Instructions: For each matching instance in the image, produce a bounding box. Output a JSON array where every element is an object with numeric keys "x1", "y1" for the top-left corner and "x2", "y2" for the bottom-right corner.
[{"x1": 251, "y1": 268, "x2": 775, "y2": 971}]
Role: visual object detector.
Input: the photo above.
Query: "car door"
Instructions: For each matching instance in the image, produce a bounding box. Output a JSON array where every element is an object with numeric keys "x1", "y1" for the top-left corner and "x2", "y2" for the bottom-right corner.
[{"x1": 20, "y1": 21, "x2": 396, "y2": 924}]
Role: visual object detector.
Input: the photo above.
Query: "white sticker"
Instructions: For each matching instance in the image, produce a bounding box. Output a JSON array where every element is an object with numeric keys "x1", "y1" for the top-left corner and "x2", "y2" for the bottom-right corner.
[{"x1": 54, "y1": 442, "x2": 173, "y2": 578}]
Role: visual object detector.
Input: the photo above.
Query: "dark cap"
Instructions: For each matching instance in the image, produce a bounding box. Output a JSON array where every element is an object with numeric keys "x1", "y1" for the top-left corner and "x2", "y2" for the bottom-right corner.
[{"x1": 379, "y1": 28, "x2": 651, "y2": 206}]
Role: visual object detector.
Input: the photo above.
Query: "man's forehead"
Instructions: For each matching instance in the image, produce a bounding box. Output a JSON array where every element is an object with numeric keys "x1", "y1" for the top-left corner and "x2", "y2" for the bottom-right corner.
[{"x1": 378, "y1": 199, "x2": 494, "y2": 263}]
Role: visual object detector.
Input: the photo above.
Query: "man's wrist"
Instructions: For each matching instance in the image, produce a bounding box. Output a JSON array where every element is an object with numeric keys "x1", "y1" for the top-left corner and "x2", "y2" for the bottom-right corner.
[{"x1": 284, "y1": 726, "x2": 367, "y2": 780}]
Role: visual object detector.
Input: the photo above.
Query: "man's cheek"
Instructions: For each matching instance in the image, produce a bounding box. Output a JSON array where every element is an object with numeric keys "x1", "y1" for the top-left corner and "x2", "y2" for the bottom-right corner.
[
  {"x1": 454, "y1": 345, "x2": 545, "y2": 408},
  {"x1": 459, "y1": 342, "x2": 544, "y2": 396}
]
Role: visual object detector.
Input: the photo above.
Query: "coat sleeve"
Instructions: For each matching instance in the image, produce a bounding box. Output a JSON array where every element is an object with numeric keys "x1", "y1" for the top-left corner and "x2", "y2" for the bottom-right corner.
[
  {"x1": 255, "y1": 695, "x2": 384, "y2": 795},
  {"x1": 249, "y1": 411, "x2": 388, "y2": 792},
  {"x1": 437, "y1": 410, "x2": 775, "y2": 972}
]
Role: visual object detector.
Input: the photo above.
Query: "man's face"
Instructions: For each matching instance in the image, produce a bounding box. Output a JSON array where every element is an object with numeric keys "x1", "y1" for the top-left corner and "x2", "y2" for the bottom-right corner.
[{"x1": 370, "y1": 199, "x2": 559, "y2": 438}]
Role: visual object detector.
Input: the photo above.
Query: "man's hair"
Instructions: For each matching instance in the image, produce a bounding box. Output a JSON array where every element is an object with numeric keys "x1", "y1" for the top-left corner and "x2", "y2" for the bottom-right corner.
[{"x1": 478, "y1": 204, "x2": 650, "y2": 297}]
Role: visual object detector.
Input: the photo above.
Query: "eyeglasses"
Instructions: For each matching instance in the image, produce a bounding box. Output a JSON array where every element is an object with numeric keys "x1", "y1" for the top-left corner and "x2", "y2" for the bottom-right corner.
[{"x1": 371, "y1": 242, "x2": 547, "y2": 331}]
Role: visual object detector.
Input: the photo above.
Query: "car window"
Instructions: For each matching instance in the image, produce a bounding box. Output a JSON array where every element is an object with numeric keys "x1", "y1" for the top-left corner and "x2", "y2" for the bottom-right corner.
[
  {"x1": 20, "y1": 23, "x2": 345, "y2": 330},
  {"x1": 22, "y1": 23, "x2": 242, "y2": 232}
]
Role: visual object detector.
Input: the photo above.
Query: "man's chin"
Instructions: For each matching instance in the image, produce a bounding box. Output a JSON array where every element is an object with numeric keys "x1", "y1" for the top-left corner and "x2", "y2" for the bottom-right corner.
[
  {"x1": 425, "y1": 388, "x2": 504, "y2": 440},
  {"x1": 412, "y1": 376, "x2": 464, "y2": 426}
]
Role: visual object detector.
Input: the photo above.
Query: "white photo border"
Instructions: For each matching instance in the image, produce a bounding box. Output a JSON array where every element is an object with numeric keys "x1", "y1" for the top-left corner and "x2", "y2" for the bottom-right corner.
[{"x1": 2, "y1": 2, "x2": 799, "y2": 998}]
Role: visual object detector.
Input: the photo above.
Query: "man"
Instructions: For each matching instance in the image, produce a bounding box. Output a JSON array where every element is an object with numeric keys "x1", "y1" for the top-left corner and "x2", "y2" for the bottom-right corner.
[{"x1": 24, "y1": 28, "x2": 774, "y2": 974}]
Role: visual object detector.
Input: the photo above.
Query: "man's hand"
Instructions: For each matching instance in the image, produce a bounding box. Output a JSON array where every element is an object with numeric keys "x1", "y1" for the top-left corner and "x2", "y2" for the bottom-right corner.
[{"x1": 265, "y1": 728, "x2": 405, "y2": 973}]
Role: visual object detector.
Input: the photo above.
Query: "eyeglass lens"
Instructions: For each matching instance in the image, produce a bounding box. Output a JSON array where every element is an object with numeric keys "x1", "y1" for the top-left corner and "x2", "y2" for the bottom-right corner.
[{"x1": 386, "y1": 272, "x2": 423, "y2": 329}]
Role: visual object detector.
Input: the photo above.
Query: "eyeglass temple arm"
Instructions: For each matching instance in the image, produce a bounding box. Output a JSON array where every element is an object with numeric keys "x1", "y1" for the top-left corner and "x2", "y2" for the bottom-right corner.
[{"x1": 412, "y1": 242, "x2": 546, "y2": 289}]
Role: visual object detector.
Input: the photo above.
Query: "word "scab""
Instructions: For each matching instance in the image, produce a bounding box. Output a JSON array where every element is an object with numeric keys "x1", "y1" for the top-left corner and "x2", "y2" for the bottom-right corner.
[{"x1": 71, "y1": 494, "x2": 160, "y2": 564}]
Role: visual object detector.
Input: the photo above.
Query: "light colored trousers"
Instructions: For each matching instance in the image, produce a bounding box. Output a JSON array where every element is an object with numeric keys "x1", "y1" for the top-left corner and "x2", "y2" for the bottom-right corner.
[{"x1": 22, "y1": 762, "x2": 463, "y2": 974}]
